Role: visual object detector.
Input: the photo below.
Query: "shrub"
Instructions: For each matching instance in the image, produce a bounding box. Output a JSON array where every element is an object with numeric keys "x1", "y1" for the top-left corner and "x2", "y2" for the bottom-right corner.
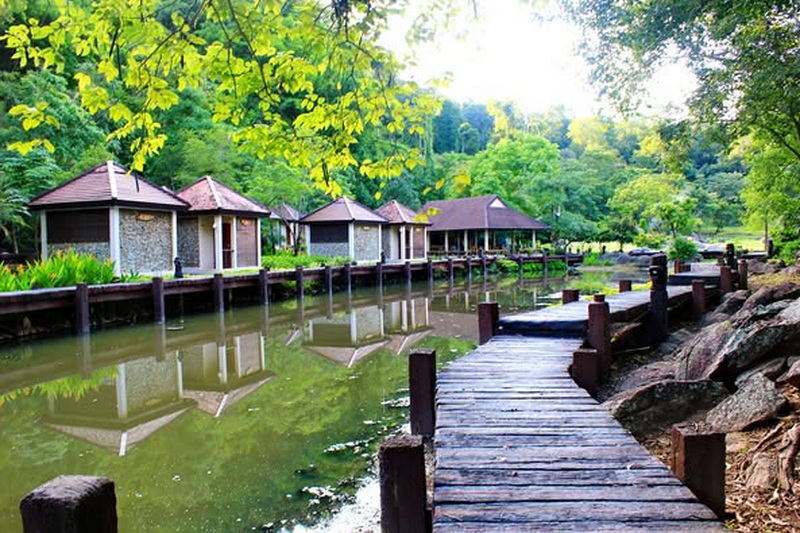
[
  {"x1": 667, "y1": 236, "x2": 698, "y2": 261},
  {"x1": 581, "y1": 253, "x2": 613, "y2": 266},
  {"x1": 0, "y1": 249, "x2": 118, "y2": 292},
  {"x1": 262, "y1": 252, "x2": 349, "y2": 270},
  {"x1": 633, "y1": 232, "x2": 666, "y2": 249}
]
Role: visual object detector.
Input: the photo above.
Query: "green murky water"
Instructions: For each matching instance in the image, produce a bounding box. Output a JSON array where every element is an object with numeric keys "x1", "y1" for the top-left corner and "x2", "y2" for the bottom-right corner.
[{"x1": 0, "y1": 274, "x2": 605, "y2": 532}]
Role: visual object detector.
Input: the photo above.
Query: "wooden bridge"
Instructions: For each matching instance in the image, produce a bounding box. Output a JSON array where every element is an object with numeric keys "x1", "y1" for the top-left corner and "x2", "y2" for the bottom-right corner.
[{"x1": 431, "y1": 285, "x2": 726, "y2": 531}]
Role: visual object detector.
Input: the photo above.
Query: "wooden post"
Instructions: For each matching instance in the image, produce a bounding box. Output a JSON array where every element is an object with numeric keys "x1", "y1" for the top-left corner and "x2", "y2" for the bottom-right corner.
[
  {"x1": 649, "y1": 261, "x2": 668, "y2": 344},
  {"x1": 692, "y1": 280, "x2": 706, "y2": 321},
  {"x1": 670, "y1": 425, "x2": 726, "y2": 519},
  {"x1": 478, "y1": 302, "x2": 499, "y2": 344},
  {"x1": 379, "y1": 435, "x2": 428, "y2": 533},
  {"x1": 517, "y1": 255, "x2": 524, "y2": 277},
  {"x1": 738, "y1": 258, "x2": 748, "y2": 290},
  {"x1": 587, "y1": 293, "x2": 611, "y2": 372},
  {"x1": 344, "y1": 262, "x2": 352, "y2": 293},
  {"x1": 409, "y1": 349, "x2": 436, "y2": 437},
  {"x1": 376, "y1": 261, "x2": 384, "y2": 291},
  {"x1": 404, "y1": 260, "x2": 412, "y2": 286},
  {"x1": 618, "y1": 279, "x2": 632, "y2": 293},
  {"x1": 447, "y1": 257, "x2": 454, "y2": 284},
  {"x1": 572, "y1": 347, "x2": 600, "y2": 397},
  {"x1": 725, "y1": 242, "x2": 736, "y2": 269},
  {"x1": 562, "y1": 288, "x2": 580, "y2": 304},
  {"x1": 295, "y1": 266, "x2": 305, "y2": 301},
  {"x1": 324, "y1": 265, "x2": 333, "y2": 295},
  {"x1": 75, "y1": 283, "x2": 90, "y2": 335},
  {"x1": 719, "y1": 265, "x2": 733, "y2": 294},
  {"x1": 258, "y1": 268, "x2": 269, "y2": 305},
  {"x1": 481, "y1": 255, "x2": 487, "y2": 277},
  {"x1": 152, "y1": 277, "x2": 165, "y2": 324},
  {"x1": 542, "y1": 253, "x2": 549, "y2": 279},
  {"x1": 426, "y1": 257, "x2": 434, "y2": 281},
  {"x1": 673, "y1": 259, "x2": 683, "y2": 274},
  {"x1": 466, "y1": 256, "x2": 472, "y2": 281},
  {"x1": 213, "y1": 273, "x2": 225, "y2": 312},
  {"x1": 21, "y1": 475, "x2": 118, "y2": 533}
]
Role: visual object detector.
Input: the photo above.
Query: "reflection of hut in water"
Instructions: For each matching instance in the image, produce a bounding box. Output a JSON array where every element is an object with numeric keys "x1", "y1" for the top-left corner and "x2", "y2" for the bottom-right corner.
[
  {"x1": 180, "y1": 331, "x2": 273, "y2": 418},
  {"x1": 45, "y1": 353, "x2": 194, "y2": 456},
  {"x1": 382, "y1": 297, "x2": 434, "y2": 355},
  {"x1": 304, "y1": 306, "x2": 387, "y2": 367}
]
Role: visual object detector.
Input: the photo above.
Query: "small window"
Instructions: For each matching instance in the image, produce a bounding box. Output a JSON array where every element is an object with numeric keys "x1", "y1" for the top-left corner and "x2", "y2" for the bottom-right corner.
[
  {"x1": 48, "y1": 210, "x2": 109, "y2": 243},
  {"x1": 310, "y1": 224, "x2": 348, "y2": 243}
]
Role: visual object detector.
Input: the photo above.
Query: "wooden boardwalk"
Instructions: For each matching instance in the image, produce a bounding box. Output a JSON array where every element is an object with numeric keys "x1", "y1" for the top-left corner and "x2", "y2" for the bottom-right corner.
[{"x1": 433, "y1": 291, "x2": 724, "y2": 531}]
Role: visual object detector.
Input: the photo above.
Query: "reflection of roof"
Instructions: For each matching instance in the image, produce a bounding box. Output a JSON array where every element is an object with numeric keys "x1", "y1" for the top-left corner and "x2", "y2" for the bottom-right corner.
[
  {"x1": 269, "y1": 203, "x2": 302, "y2": 221},
  {"x1": 45, "y1": 403, "x2": 193, "y2": 456},
  {"x1": 300, "y1": 196, "x2": 387, "y2": 224},
  {"x1": 419, "y1": 195, "x2": 549, "y2": 232},
  {"x1": 184, "y1": 375, "x2": 274, "y2": 417},
  {"x1": 305, "y1": 340, "x2": 388, "y2": 367},
  {"x1": 29, "y1": 161, "x2": 189, "y2": 211},
  {"x1": 177, "y1": 176, "x2": 270, "y2": 217},
  {"x1": 376, "y1": 200, "x2": 428, "y2": 225}
]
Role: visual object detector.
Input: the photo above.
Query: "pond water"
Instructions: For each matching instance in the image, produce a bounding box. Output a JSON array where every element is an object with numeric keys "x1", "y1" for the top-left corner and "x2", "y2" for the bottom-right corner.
[{"x1": 0, "y1": 271, "x2": 624, "y2": 532}]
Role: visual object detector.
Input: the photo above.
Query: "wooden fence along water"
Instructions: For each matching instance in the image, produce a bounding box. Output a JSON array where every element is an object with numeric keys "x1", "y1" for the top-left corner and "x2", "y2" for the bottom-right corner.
[{"x1": 0, "y1": 254, "x2": 582, "y2": 340}]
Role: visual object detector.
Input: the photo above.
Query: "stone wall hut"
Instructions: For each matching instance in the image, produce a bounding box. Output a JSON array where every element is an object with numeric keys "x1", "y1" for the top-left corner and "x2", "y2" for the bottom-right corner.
[
  {"x1": 28, "y1": 161, "x2": 188, "y2": 276},
  {"x1": 419, "y1": 195, "x2": 549, "y2": 254},
  {"x1": 299, "y1": 196, "x2": 387, "y2": 262},
  {"x1": 176, "y1": 176, "x2": 270, "y2": 272},
  {"x1": 376, "y1": 200, "x2": 429, "y2": 261},
  {"x1": 267, "y1": 203, "x2": 302, "y2": 250}
]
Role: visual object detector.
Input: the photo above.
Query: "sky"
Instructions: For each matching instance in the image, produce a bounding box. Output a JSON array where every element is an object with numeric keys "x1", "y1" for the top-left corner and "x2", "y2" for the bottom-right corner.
[{"x1": 382, "y1": 1, "x2": 695, "y2": 118}]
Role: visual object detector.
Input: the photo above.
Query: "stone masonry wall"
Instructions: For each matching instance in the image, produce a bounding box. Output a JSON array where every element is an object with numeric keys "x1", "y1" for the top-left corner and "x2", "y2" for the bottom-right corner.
[
  {"x1": 178, "y1": 218, "x2": 200, "y2": 267},
  {"x1": 354, "y1": 224, "x2": 380, "y2": 262},
  {"x1": 308, "y1": 241, "x2": 349, "y2": 258},
  {"x1": 120, "y1": 210, "x2": 173, "y2": 273}
]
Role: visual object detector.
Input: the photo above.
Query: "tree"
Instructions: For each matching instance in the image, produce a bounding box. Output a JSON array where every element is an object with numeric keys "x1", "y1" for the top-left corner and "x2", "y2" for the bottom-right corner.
[
  {"x1": 608, "y1": 173, "x2": 697, "y2": 239},
  {"x1": 1, "y1": 0, "x2": 440, "y2": 195}
]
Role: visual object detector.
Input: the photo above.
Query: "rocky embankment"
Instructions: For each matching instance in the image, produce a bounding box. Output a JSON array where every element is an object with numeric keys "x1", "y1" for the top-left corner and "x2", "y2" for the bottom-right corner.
[{"x1": 600, "y1": 260, "x2": 800, "y2": 530}]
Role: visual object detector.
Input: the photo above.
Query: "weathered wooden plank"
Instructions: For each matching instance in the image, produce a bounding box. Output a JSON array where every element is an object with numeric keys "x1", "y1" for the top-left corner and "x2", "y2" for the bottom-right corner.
[
  {"x1": 434, "y1": 468, "x2": 682, "y2": 487},
  {"x1": 433, "y1": 501, "x2": 719, "y2": 523},
  {"x1": 434, "y1": 484, "x2": 699, "y2": 503},
  {"x1": 434, "y1": 520, "x2": 725, "y2": 532},
  {"x1": 435, "y1": 434, "x2": 639, "y2": 448}
]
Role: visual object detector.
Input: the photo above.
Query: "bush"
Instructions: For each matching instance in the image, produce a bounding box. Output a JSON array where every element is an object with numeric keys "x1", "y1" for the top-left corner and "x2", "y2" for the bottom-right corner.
[
  {"x1": 633, "y1": 232, "x2": 666, "y2": 249},
  {"x1": 581, "y1": 253, "x2": 613, "y2": 266},
  {"x1": 261, "y1": 252, "x2": 349, "y2": 270},
  {"x1": 667, "y1": 236, "x2": 698, "y2": 261},
  {"x1": 0, "y1": 249, "x2": 117, "y2": 292}
]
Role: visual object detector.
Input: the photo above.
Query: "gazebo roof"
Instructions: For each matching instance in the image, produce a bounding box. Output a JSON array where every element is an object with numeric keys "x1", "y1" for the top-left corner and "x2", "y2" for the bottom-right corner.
[
  {"x1": 269, "y1": 203, "x2": 302, "y2": 222},
  {"x1": 177, "y1": 176, "x2": 270, "y2": 217},
  {"x1": 300, "y1": 196, "x2": 387, "y2": 224},
  {"x1": 376, "y1": 200, "x2": 429, "y2": 225},
  {"x1": 28, "y1": 161, "x2": 189, "y2": 211},
  {"x1": 419, "y1": 195, "x2": 549, "y2": 232}
]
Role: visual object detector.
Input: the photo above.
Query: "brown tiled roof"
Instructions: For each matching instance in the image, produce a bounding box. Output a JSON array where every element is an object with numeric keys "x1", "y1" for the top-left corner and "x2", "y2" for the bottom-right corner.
[
  {"x1": 269, "y1": 203, "x2": 302, "y2": 222},
  {"x1": 419, "y1": 195, "x2": 549, "y2": 231},
  {"x1": 300, "y1": 197, "x2": 387, "y2": 224},
  {"x1": 28, "y1": 161, "x2": 189, "y2": 211},
  {"x1": 177, "y1": 176, "x2": 270, "y2": 217},
  {"x1": 376, "y1": 200, "x2": 429, "y2": 225}
]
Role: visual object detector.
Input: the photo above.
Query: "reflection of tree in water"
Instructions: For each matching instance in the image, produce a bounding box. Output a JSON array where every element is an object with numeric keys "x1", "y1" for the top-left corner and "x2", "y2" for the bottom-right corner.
[{"x1": 0, "y1": 366, "x2": 118, "y2": 406}]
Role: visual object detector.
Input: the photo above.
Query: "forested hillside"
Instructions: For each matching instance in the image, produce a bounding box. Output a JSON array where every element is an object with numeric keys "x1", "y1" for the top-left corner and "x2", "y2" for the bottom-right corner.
[{"x1": 0, "y1": 0, "x2": 797, "y2": 259}]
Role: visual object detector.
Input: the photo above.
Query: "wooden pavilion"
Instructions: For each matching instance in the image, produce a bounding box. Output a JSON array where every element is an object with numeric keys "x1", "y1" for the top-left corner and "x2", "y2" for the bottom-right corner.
[
  {"x1": 419, "y1": 195, "x2": 549, "y2": 255},
  {"x1": 376, "y1": 200, "x2": 429, "y2": 261},
  {"x1": 299, "y1": 196, "x2": 387, "y2": 262}
]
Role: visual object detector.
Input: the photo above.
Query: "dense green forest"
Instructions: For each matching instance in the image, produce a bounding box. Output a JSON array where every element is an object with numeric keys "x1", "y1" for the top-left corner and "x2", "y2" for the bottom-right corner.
[{"x1": 0, "y1": 0, "x2": 797, "y2": 259}]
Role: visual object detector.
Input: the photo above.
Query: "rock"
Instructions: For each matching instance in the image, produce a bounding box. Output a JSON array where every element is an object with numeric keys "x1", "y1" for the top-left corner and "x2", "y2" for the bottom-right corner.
[
  {"x1": 705, "y1": 374, "x2": 789, "y2": 432},
  {"x1": 764, "y1": 261, "x2": 784, "y2": 274},
  {"x1": 734, "y1": 357, "x2": 787, "y2": 387},
  {"x1": 616, "y1": 360, "x2": 676, "y2": 392},
  {"x1": 711, "y1": 290, "x2": 750, "y2": 317},
  {"x1": 726, "y1": 432, "x2": 750, "y2": 454},
  {"x1": 745, "y1": 452, "x2": 777, "y2": 490},
  {"x1": 731, "y1": 299, "x2": 792, "y2": 328},
  {"x1": 781, "y1": 359, "x2": 800, "y2": 389},
  {"x1": 655, "y1": 328, "x2": 696, "y2": 357},
  {"x1": 675, "y1": 321, "x2": 734, "y2": 380},
  {"x1": 737, "y1": 282, "x2": 800, "y2": 315},
  {"x1": 604, "y1": 379, "x2": 727, "y2": 437}
]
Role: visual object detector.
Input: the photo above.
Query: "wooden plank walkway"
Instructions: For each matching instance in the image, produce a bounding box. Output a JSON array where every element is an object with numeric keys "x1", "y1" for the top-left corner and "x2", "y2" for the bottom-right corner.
[{"x1": 434, "y1": 293, "x2": 724, "y2": 531}]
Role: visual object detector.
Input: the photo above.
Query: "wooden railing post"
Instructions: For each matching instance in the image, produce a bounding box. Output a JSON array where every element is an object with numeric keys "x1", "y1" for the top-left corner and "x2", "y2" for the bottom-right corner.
[
  {"x1": 409, "y1": 349, "x2": 436, "y2": 437},
  {"x1": 725, "y1": 242, "x2": 736, "y2": 269},
  {"x1": 719, "y1": 265, "x2": 733, "y2": 295},
  {"x1": 447, "y1": 256, "x2": 454, "y2": 284},
  {"x1": 213, "y1": 273, "x2": 225, "y2": 312},
  {"x1": 258, "y1": 268, "x2": 270, "y2": 305},
  {"x1": 572, "y1": 347, "x2": 600, "y2": 397},
  {"x1": 738, "y1": 258, "x2": 748, "y2": 290},
  {"x1": 75, "y1": 283, "x2": 90, "y2": 335},
  {"x1": 404, "y1": 260, "x2": 412, "y2": 286},
  {"x1": 481, "y1": 255, "x2": 488, "y2": 277},
  {"x1": 21, "y1": 475, "x2": 118, "y2": 533},
  {"x1": 649, "y1": 256, "x2": 668, "y2": 344},
  {"x1": 670, "y1": 425, "x2": 726, "y2": 519},
  {"x1": 561, "y1": 288, "x2": 580, "y2": 304},
  {"x1": 379, "y1": 435, "x2": 428, "y2": 533},
  {"x1": 152, "y1": 276, "x2": 165, "y2": 324},
  {"x1": 466, "y1": 256, "x2": 472, "y2": 281},
  {"x1": 324, "y1": 265, "x2": 333, "y2": 295},
  {"x1": 673, "y1": 259, "x2": 683, "y2": 274},
  {"x1": 295, "y1": 266, "x2": 304, "y2": 301},
  {"x1": 344, "y1": 262, "x2": 352, "y2": 293},
  {"x1": 478, "y1": 302, "x2": 499, "y2": 344},
  {"x1": 587, "y1": 293, "x2": 611, "y2": 372},
  {"x1": 618, "y1": 279, "x2": 632, "y2": 293},
  {"x1": 692, "y1": 280, "x2": 706, "y2": 321},
  {"x1": 426, "y1": 257, "x2": 434, "y2": 281}
]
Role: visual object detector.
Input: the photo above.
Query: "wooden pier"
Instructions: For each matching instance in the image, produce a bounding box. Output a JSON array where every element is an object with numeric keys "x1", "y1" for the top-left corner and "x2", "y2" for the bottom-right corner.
[{"x1": 432, "y1": 285, "x2": 726, "y2": 531}]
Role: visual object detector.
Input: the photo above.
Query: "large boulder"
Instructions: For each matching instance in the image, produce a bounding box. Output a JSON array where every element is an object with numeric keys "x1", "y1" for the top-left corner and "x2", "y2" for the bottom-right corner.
[
  {"x1": 604, "y1": 379, "x2": 727, "y2": 437},
  {"x1": 703, "y1": 290, "x2": 749, "y2": 325},
  {"x1": 781, "y1": 358, "x2": 800, "y2": 389},
  {"x1": 705, "y1": 374, "x2": 789, "y2": 432},
  {"x1": 737, "y1": 282, "x2": 800, "y2": 315},
  {"x1": 734, "y1": 357, "x2": 787, "y2": 387}
]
